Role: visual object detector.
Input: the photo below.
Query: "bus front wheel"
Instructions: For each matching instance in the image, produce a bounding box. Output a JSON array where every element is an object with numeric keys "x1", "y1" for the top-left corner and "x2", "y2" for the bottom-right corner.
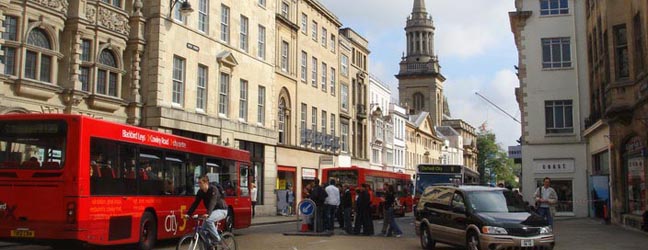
[{"x1": 138, "y1": 211, "x2": 158, "y2": 250}]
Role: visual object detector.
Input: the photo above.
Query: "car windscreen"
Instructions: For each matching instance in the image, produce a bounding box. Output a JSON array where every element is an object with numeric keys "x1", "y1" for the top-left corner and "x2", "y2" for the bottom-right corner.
[{"x1": 467, "y1": 190, "x2": 528, "y2": 213}]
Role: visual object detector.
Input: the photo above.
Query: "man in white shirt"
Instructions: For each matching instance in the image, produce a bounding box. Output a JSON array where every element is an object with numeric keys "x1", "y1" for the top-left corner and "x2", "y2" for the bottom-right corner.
[
  {"x1": 534, "y1": 177, "x2": 558, "y2": 227},
  {"x1": 324, "y1": 179, "x2": 340, "y2": 232}
]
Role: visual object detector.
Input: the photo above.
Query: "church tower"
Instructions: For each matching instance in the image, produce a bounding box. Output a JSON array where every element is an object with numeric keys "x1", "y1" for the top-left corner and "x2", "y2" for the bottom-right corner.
[{"x1": 397, "y1": 0, "x2": 446, "y2": 127}]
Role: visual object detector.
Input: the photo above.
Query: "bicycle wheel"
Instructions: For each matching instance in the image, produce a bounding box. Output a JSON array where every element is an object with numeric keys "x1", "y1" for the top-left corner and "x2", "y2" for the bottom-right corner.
[
  {"x1": 217, "y1": 232, "x2": 236, "y2": 250},
  {"x1": 177, "y1": 234, "x2": 205, "y2": 250}
]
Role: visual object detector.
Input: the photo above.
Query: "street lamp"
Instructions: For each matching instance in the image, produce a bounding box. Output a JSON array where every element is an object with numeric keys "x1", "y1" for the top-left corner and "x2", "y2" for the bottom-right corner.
[{"x1": 170, "y1": 0, "x2": 194, "y2": 17}]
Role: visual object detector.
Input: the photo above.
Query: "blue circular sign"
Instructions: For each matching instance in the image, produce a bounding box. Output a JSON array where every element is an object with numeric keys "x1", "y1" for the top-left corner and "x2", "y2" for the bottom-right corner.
[{"x1": 299, "y1": 201, "x2": 314, "y2": 216}]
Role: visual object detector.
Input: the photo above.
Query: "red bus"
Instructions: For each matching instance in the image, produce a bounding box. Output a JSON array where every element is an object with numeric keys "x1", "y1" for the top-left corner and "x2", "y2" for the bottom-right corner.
[
  {"x1": 0, "y1": 114, "x2": 252, "y2": 249},
  {"x1": 322, "y1": 166, "x2": 413, "y2": 217}
]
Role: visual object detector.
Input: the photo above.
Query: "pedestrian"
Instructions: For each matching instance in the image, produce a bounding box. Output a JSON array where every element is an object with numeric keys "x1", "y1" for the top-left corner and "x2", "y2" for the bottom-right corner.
[
  {"x1": 309, "y1": 178, "x2": 327, "y2": 232},
  {"x1": 353, "y1": 185, "x2": 366, "y2": 235},
  {"x1": 250, "y1": 182, "x2": 257, "y2": 217},
  {"x1": 380, "y1": 183, "x2": 390, "y2": 236},
  {"x1": 361, "y1": 184, "x2": 374, "y2": 235},
  {"x1": 340, "y1": 184, "x2": 353, "y2": 234},
  {"x1": 336, "y1": 183, "x2": 344, "y2": 229},
  {"x1": 303, "y1": 183, "x2": 312, "y2": 199},
  {"x1": 534, "y1": 177, "x2": 558, "y2": 228},
  {"x1": 285, "y1": 184, "x2": 295, "y2": 216},
  {"x1": 324, "y1": 179, "x2": 340, "y2": 232},
  {"x1": 384, "y1": 184, "x2": 403, "y2": 237}
]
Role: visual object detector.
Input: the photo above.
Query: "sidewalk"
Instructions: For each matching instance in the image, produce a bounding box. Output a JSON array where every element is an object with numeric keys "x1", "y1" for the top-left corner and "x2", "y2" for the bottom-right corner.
[
  {"x1": 555, "y1": 218, "x2": 648, "y2": 250},
  {"x1": 251, "y1": 214, "x2": 299, "y2": 226}
]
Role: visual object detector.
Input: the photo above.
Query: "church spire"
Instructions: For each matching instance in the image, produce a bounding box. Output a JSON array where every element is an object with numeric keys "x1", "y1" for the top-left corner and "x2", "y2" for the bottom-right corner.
[{"x1": 412, "y1": 0, "x2": 428, "y2": 19}]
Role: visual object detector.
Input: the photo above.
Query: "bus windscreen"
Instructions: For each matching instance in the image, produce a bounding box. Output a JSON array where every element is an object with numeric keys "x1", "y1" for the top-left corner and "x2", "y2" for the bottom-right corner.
[{"x1": 415, "y1": 173, "x2": 462, "y2": 195}]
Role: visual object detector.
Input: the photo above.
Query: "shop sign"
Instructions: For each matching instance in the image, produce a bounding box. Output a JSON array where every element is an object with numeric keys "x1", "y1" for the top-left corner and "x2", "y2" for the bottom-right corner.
[
  {"x1": 302, "y1": 168, "x2": 316, "y2": 180},
  {"x1": 624, "y1": 137, "x2": 644, "y2": 153}
]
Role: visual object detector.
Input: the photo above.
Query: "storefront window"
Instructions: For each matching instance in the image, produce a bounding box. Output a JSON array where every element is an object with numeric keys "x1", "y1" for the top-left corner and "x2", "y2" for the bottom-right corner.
[
  {"x1": 624, "y1": 136, "x2": 646, "y2": 215},
  {"x1": 536, "y1": 179, "x2": 573, "y2": 213}
]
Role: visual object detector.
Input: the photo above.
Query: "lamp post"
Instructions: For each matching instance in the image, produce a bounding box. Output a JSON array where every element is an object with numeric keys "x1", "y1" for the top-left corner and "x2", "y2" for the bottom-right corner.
[{"x1": 169, "y1": 0, "x2": 194, "y2": 18}]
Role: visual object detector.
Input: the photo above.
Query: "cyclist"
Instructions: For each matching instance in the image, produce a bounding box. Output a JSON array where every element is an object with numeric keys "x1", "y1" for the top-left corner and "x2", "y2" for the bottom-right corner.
[{"x1": 186, "y1": 175, "x2": 228, "y2": 245}]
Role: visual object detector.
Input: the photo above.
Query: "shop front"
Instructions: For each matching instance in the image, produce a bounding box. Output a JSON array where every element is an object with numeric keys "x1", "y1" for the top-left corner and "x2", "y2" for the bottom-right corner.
[
  {"x1": 301, "y1": 168, "x2": 318, "y2": 200},
  {"x1": 621, "y1": 136, "x2": 647, "y2": 228},
  {"x1": 276, "y1": 166, "x2": 296, "y2": 215}
]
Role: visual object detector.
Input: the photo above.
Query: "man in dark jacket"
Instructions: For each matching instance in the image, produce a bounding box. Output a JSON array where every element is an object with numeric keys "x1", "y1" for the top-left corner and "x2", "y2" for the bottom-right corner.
[
  {"x1": 186, "y1": 176, "x2": 228, "y2": 242},
  {"x1": 354, "y1": 184, "x2": 373, "y2": 235},
  {"x1": 340, "y1": 184, "x2": 353, "y2": 234},
  {"x1": 309, "y1": 178, "x2": 327, "y2": 232}
]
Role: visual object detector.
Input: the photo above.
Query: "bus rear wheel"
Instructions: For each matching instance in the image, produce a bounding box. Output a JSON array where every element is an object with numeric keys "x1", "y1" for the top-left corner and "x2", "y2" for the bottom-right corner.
[{"x1": 138, "y1": 211, "x2": 157, "y2": 250}]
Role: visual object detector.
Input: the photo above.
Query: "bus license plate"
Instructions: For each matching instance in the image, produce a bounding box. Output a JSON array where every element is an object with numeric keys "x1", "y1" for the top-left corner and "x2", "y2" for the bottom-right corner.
[
  {"x1": 10, "y1": 230, "x2": 35, "y2": 238},
  {"x1": 521, "y1": 239, "x2": 534, "y2": 247}
]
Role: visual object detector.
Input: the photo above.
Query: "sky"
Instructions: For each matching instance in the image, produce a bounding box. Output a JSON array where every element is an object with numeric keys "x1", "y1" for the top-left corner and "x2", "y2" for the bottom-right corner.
[{"x1": 319, "y1": 0, "x2": 521, "y2": 148}]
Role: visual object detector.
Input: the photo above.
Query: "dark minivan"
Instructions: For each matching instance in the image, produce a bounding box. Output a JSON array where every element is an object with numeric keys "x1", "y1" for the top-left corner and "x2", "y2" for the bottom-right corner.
[{"x1": 415, "y1": 185, "x2": 554, "y2": 250}]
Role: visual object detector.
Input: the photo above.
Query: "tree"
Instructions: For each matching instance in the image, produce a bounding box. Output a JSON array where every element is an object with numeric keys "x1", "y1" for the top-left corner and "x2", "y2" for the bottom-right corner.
[{"x1": 477, "y1": 123, "x2": 518, "y2": 186}]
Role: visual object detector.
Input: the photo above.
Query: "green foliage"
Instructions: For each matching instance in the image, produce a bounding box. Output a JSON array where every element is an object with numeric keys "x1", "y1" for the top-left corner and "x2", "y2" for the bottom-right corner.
[{"x1": 476, "y1": 124, "x2": 519, "y2": 186}]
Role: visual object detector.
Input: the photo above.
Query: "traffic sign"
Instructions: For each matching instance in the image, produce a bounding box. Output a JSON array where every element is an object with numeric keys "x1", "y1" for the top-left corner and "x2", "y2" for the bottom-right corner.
[{"x1": 299, "y1": 199, "x2": 315, "y2": 216}]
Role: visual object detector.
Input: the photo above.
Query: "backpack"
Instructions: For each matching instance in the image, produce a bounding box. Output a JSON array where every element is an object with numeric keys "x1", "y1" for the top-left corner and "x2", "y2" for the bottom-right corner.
[{"x1": 213, "y1": 184, "x2": 228, "y2": 209}]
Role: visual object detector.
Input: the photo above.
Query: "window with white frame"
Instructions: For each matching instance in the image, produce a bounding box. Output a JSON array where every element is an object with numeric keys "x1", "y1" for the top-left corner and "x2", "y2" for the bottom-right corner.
[
  {"x1": 281, "y1": 41, "x2": 289, "y2": 72},
  {"x1": 197, "y1": 64, "x2": 208, "y2": 110},
  {"x1": 341, "y1": 54, "x2": 349, "y2": 76},
  {"x1": 281, "y1": 1, "x2": 289, "y2": 19},
  {"x1": 321, "y1": 110, "x2": 327, "y2": 135},
  {"x1": 311, "y1": 57, "x2": 318, "y2": 87},
  {"x1": 258, "y1": 25, "x2": 266, "y2": 59},
  {"x1": 198, "y1": 0, "x2": 208, "y2": 32},
  {"x1": 278, "y1": 98, "x2": 287, "y2": 144},
  {"x1": 219, "y1": 72, "x2": 230, "y2": 116},
  {"x1": 321, "y1": 27, "x2": 327, "y2": 47},
  {"x1": 25, "y1": 28, "x2": 54, "y2": 83},
  {"x1": 301, "y1": 51, "x2": 308, "y2": 82},
  {"x1": 372, "y1": 149, "x2": 380, "y2": 164},
  {"x1": 540, "y1": 0, "x2": 569, "y2": 16},
  {"x1": 312, "y1": 107, "x2": 317, "y2": 131},
  {"x1": 545, "y1": 100, "x2": 573, "y2": 134},
  {"x1": 221, "y1": 5, "x2": 230, "y2": 43},
  {"x1": 239, "y1": 79, "x2": 248, "y2": 121},
  {"x1": 341, "y1": 122, "x2": 349, "y2": 152},
  {"x1": 257, "y1": 86, "x2": 266, "y2": 125},
  {"x1": 301, "y1": 103, "x2": 307, "y2": 131},
  {"x1": 96, "y1": 49, "x2": 120, "y2": 97},
  {"x1": 341, "y1": 84, "x2": 349, "y2": 111},
  {"x1": 330, "y1": 114, "x2": 335, "y2": 135},
  {"x1": 240, "y1": 15, "x2": 249, "y2": 52},
  {"x1": 330, "y1": 68, "x2": 336, "y2": 95},
  {"x1": 2, "y1": 15, "x2": 18, "y2": 76},
  {"x1": 321, "y1": 62, "x2": 327, "y2": 92},
  {"x1": 173, "y1": 0, "x2": 186, "y2": 23},
  {"x1": 330, "y1": 34, "x2": 336, "y2": 53},
  {"x1": 312, "y1": 21, "x2": 318, "y2": 41},
  {"x1": 301, "y1": 13, "x2": 308, "y2": 34},
  {"x1": 542, "y1": 37, "x2": 571, "y2": 69},
  {"x1": 172, "y1": 56, "x2": 185, "y2": 104},
  {"x1": 258, "y1": 0, "x2": 266, "y2": 7}
]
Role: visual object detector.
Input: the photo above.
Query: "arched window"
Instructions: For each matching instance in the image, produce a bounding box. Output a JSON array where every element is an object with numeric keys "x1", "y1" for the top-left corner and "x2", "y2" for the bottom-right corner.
[
  {"x1": 96, "y1": 49, "x2": 120, "y2": 97},
  {"x1": 413, "y1": 92, "x2": 424, "y2": 111},
  {"x1": 278, "y1": 98, "x2": 287, "y2": 144},
  {"x1": 25, "y1": 28, "x2": 54, "y2": 83}
]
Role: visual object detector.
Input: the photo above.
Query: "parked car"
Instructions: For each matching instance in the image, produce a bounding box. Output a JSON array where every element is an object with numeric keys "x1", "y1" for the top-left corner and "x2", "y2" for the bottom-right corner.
[{"x1": 414, "y1": 185, "x2": 555, "y2": 250}]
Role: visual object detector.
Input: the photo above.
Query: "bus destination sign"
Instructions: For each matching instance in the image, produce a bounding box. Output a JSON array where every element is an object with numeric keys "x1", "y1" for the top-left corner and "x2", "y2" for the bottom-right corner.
[{"x1": 418, "y1": 164, "x2": 461, "y2": 173}]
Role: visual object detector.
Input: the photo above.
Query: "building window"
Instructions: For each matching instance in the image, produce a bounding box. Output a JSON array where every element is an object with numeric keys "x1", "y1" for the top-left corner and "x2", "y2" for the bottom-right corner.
[
  {"x1": 301, "y1": 51, "x2": 308, "y2": 82},
  {"x1": 79, "y1": 39, "x2": 92, "y2": 91},
  {"x1": 257, "y1": 86, "x2": 266, "y2": 125},
  {"x1": 341, "y1": 55, "x2": 349, "y2": 76},
  {"x1": 545, "y1": 100, "x2": 573, "y2": 134},
  {"x1": 372, "y1": 149, "x2": 380, "y2": 164},
  {"x1": 341, "y1": 84, "x2": 349, "y2": 111},
  {"x1": 341, "y1": 122, "x2": 349, "y2": 152},
  {"x1": 79, "y1": 67, "x2": 90, "y2": 91},
  {"x1": 258, "y1": 0, "x2": 266, "y2": 7},
  {"x1": 301, "y1": 103, "x2": 307, "y2": 131},
  {"x1": 219, "y1": 72, "x2": 230, "y2": 116},
  {"x1": 221, "y1": 5, "x2": 230, "y2": 43},
  {"x1": 330, "y1": 114, "x2": 335, "y2": 135},
  {"x1": 301, "y1": 13, "x2": 308, "y2": 34},
  {"x1": 80, "y1": 39, "x2": 91, "y2": 61},
  {"x1": 258, "y1": 25, "x2": 266, "y2": 59},
  {"x1": 240, "y1": 15, "x2": 249, "y2": 52},
  {"x1": 173, "y1": 0, "x2": 186, "y2": 23},
  {"x1": 321, "y1": 62, "x2": 327, "y2": 92},
  {"x1": 321, "y1": 27, "x2": 327, "y2": 47},
  {"x1": 312, "y1": 21, "x2": 318, "y2": 41},
  {"x1": 330, "y1": 34, "x2": 336, "y2": 53},
  {"x1": 101, "y1": 0, "x2": 121, "y2": 8},
  {"x1": 413, "y1": 93, "x2": 424, "y2": 111},
  {"x1": 281, "y1": 1, "x2": 289, "y2": 18},
  {"x1": 96, "y1": 49, "x2": 120, "y2": 97},
  {"x1": 239, "y1": 79, "x2": 248, "y2": 121},
  {"x1": 197, "y1": 65, "x2": 208, "y2": 110},
  {"x1": 281, "y1": 41, "x2": 289, "y2": 72},
  {"x1": 614, "y1": 24, "x2": 629, "y2": 79},
  {"x1": 542, "y1": 37, "x2": 571, "y2": 69},
  {"x1": 321, "y1": 110, "x2": 327, "y2": 135},
  {"x1": 312, "y1": 107, "x2": 317, "y2": 131},
  {"x1": 278, "y1": 98, "x2": 287, "y2": 144},
  {"x1": 330, "y1": 68, "x2": 336, "y2": 95},
  {"x1": 540, "y1": 0, "x2": 568, "y2": 16},
  {"x1": 3, "y1": 16, "x2": 18, "y2": 41},
  {"x1": 624, "y1": 137, "x2": 646, "y2": 215},
  {"x1": 593, "y1": 150, "x2": 609, "y2": 175},
  {"x1": 25, "y1": 28, "x2": 54, "y2": 83},
  {"x1": 172, "y1": 56, "x2": 185, "y2": 104},
  {"x1": 198, "y1": 0, "x2": 208, "y2": 32},
  {"x1": 311, "y1": 57, "x2": 318, "y2": 87},
  {"x1": 634, "y1": 14, "x2": 644, "y2": 75}
]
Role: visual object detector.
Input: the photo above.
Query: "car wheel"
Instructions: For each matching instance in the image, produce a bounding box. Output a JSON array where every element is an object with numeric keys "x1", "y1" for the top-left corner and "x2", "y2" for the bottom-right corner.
[
  {"x1": 420, "y1": 225, "x2": 436, "y2": 250},
  {"x1": 138, "y1": 211, "x2": 157, "y2": 250},
  {"x1": 466, "y1": 231, "x2": 481, "y2": 250}
]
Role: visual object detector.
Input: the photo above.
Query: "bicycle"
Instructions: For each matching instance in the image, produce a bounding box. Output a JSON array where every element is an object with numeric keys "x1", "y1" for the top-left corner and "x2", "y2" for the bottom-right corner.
[{"x1": 177, "y1": 215, "x2": 237, "y2": 250}]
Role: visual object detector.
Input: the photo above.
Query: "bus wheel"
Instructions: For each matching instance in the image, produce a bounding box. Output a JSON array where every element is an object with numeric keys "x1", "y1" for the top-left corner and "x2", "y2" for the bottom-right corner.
[
  {"x1": 225, "y1": 208, "x2": 234, "y2": 232},
  {"x1": 138, "y1": 211, "x2": 157, "y2": 250}
]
